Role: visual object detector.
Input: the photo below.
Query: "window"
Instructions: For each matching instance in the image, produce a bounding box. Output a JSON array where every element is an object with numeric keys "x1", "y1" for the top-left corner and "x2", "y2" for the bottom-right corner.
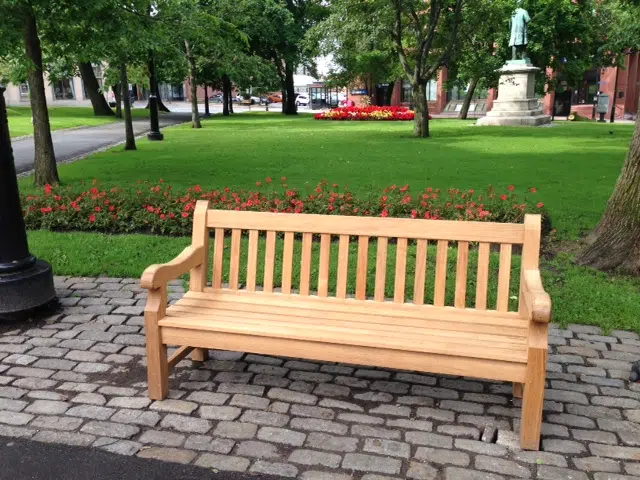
[
  {"x1": 572, "y1": 69, "x2": 598, "y2": 105},
  {"x1": 401, "y1": 79, "x2": 438, "y2": 103},
  {"x1": 19, "y1": 83, "x2": 29, "y2": 99},
  {"x1": 52, "y1": 78, "x2": 75, "y2": 100}
]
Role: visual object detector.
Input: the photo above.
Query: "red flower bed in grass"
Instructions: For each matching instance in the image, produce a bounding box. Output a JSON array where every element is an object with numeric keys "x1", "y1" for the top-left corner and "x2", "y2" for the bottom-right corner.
[
  {"x1": 23, "y1": 179, "x2": 547, "y2": 236},
  {"x1": 314, "y1": 106, "x2": 422, "y2": 121}
]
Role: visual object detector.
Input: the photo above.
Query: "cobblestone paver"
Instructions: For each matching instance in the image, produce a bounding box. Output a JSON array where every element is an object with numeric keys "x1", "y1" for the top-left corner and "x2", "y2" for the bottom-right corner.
[{"x1": 0, "y1": 276, "x2": 639, "y2": 479}]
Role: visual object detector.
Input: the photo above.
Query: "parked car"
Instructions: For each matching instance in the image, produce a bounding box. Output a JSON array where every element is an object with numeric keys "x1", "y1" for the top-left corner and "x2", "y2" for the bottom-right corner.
[
  {"x1": 295, "y1": 93, "x2": 309, "y2": 106},
  {"x1": 267, "y1": 93, "x2": 282, "y2": 103}
]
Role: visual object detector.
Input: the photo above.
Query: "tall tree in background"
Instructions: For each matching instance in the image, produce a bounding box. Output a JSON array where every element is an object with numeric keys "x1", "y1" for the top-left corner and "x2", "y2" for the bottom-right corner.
[
  {"x1": 0, "y1": 0, "x2": 61, "y2": 185},
  {"x1": 577, "y1": 0, "x2": 640, "y2": 273}
]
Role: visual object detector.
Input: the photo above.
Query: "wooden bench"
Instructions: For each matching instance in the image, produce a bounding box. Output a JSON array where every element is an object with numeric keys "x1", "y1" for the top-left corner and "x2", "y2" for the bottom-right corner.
[{"x1": 141, "y1": 200, "x2": 551, "y2": 450}]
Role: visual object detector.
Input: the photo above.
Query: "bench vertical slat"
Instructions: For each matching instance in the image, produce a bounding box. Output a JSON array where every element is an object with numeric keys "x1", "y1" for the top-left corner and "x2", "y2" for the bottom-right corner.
[
  {"x1": 497, "y1": 243, "x2": 513, "y2": 312},
  {"x1": 212, "y1": 228, "x2": 225, "y2": 289},
  {"x1": 356, "y1": 236, "x2": 369, "y2": 300},
  {"x1": 336, "y1": 235, "x2": 350, "y2": 299},
  {"x1": 189, "y1": 201, "x2": 209, "y2": 292},
  {"x1": 246, "y1": 230, "x2": 259, "y2": 292},
  {"x1": 318, "y1": 234, "x2": 331, "y2": 297},
  {"x1": 229, "y1": 229, "x2": 242, "y2": 290},
  {"x1": 475, "y1": 242, "x2": 491, "y2": 310},
  {"x1": 434, "y1": 240, "x2": 448, "y2": 307},
  {"x1": 264, "y1": 231, "x2": 277, "y2": 293},
  {"x1": 455, "y1": 241, "x2": 470, "y2": 308},
  {"x1": 374, "y1": 237, "x2": 388, "y2": 302},
  {"x1": 394, "y1": 238, "x2": 408, "y2": 303},
  {"x1": 281, "y1": 232, "x2": 294, "y2": 294},
  {"x1": 413, "y1": 239, "x2": 428, "y2": 305},
  {"x1": 300, "y1": 232, "x2": 313, "y2": 295}
]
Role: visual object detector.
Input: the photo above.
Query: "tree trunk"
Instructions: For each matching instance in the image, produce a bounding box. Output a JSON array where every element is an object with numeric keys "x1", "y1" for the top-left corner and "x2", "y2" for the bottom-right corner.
[
  {"x1": 79, "y1": 62, "x2": 113, "y2": 116},
  {"x1": 204, "y1": 84, "x2": 210, "y2": 117},
  {"x1": 120, "y1": 64, "x2": 136, "y2": 151},
  {"x1": 184, "y1": 40, "x2": 201, "y2": 129},
  {"x1": 112, "y1": 84, "x2": 122, "y2": 118},
  {"x1": 283, "y1": 63, "x2": 297, "y2": 115},
  {"x1": 24, "y1": 10, "x2": 59, "y2": 186},
  {"x1": 228, "y1": 91, "x2": 234, "y2": 114},
  {"x1": 385, "y1": 82, "x2": 394, "y2": 106},
  {"x1": 577, "y1": 97, "x2": 640, "y2": 274},
  {"x1": 412, "y1": 82, "x2": 430, "y2": 138},
  {"x1": 222, "y1": 74, "x2": 230, "y2": 116},
  {"x1": 459, "y1": 78, "x2": 479, "y2": 120}
]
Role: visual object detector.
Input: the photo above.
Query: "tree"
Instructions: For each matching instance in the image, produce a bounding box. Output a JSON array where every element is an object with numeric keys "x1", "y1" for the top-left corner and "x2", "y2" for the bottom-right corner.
[
  {"x1": 391, "y1": 0, "x2": 463, "y2": 137},
  {"x1": 79, "y1": 63, "x2": 114, "y2": 116},
  {"x1": 577, "y1": 0, "x2": 640, "y2": 273},
  {"x1": 0, "y1": 0, "x2": 61, "y2": 185}
]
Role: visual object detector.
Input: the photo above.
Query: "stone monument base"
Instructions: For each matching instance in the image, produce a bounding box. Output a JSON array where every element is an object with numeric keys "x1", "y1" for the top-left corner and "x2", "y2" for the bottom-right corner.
[{"x1": 477, "y1": 61, "x2": 551, "y2": 127}]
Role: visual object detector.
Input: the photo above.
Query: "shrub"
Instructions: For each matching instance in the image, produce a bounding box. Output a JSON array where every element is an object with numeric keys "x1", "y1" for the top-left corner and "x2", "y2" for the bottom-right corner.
[
  {"x1": 23, "y1": 180, "x2": 548, "y2": 236},
  {"x1": 314, "y1": 106, "x2": 421, "y2": 121}
]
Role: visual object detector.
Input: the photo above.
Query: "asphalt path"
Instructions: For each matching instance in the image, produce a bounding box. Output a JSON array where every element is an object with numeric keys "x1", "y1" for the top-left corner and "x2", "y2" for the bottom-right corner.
[
  {"x1": 11, "y1": 112, "x2": 191, "y2": 174},
  {"x1": 0, "y1": 436, "x2": 281, "y2": 480}
]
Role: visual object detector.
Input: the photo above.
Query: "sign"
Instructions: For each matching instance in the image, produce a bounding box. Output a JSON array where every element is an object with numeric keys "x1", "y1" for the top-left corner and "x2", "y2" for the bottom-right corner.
[{"x1": 350, "y1": 89, "x2": 368, "y2": 95}]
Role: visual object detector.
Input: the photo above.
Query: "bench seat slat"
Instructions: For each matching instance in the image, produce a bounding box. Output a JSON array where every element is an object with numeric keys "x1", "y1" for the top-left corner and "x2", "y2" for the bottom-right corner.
[
  {"x1": 166, "y1": 302, "x2": 528, "y2": 352},
  {"x1": 160, "y1": 310, "x2": 527, "y2": 363},
  {"x1": 194, "y1": 289, "x2": 525, "y2": 326}
]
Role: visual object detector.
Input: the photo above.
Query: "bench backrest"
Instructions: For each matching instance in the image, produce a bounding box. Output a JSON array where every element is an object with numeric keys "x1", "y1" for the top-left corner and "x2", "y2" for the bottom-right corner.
[{"x1": 189, "y1": 201, "x2": 541, "y2": 314}]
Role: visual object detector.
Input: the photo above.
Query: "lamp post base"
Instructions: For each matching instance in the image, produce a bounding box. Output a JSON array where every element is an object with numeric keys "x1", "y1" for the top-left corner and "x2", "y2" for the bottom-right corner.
[
  {"x1": 147, "y1": 132, "x2": 164, "y2": 141},
  {"x1": 0, "y1": 259, "x2": 56, "y2": 320}
]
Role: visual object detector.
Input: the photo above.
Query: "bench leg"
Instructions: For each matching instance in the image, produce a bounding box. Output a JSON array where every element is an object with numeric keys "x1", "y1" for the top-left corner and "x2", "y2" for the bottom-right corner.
[
  {"x1": 145, "y1": 301, "x2": 169, "y2": 400},
  {"x1": 520, "y1": 323, "x2": 548, "y2": 450},
  {"x1": 192, "y1": 348, "x2": 209, "y2": 362},
  {"x1": 513, "y1": 382, "x2": 523, "y2": 399}
]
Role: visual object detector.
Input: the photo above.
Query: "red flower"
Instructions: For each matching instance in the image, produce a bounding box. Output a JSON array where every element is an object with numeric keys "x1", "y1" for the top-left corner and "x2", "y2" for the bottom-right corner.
[
  {"x1": 169, "y1": 213, "x2": 176, "y2": 219},
  {"x1": 89, "y1": 214, "x2": 96, "y2": 223},
  {"x1": 281, "y1": 176, "x2": 287, "y2": 182},
  {"x1": 40, "y1": 207, "x2": 52, "y2": 214},
  {"x1": 194, "y1": 185, "x2": 202, "y2": 193},
  {"x1": 44, "y1": 184, "x2": 52, "y2": 195},
  {"x1": 256, "y1": 181, "x2": 262, "y2": 187},
  {"x1": 266, "y1": 177, "x2": 272, "y2": 183},
  {"x1": 160, "y1": 214, "x2": 166, "y2": 220},
  {"x1": 500, "y1": 194, "x2": 508, "y2": 201},
  {"x1": 530, "y1": 187, "x2": 537, "y2": 193},
  {"x1": 95, "y1": 207, "x2": 102, "y2": 212},
  {"x1": 54, "y1": 195, "x2": 62, "y2": 201},
  {"x1": 381, "y1": 209, "x2": 389, "y2": 218},
  {"x1": 109, "y1": 206, "x2": 115, "y2": 212},
  {"x1": 411, "y1": 209, "x2": 418, "y2": 219},
  {"x1": 182, "y1": 212, "x2": 189, "y2": 218},
  {"x1": 537, "y1": 202, "x2": 544, "y2": 208},
  {"x1": 508, "y1": 185, "x2": 515, "y2": 191}
]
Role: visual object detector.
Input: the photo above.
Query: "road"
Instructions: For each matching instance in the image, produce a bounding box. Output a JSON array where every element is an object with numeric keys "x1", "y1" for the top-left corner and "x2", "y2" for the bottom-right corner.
[
  {"x1": 0, "y1": 436, "x2": 280, "y2": 480},
  {"x1": 12, "y1": 112, "x2": 191, "y2": 175}
]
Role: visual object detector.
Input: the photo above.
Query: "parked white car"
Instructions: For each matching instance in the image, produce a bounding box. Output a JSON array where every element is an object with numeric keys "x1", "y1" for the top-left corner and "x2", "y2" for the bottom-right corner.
[{"x1": 295, "y1": 93, "x2": 309, "y2": 106}]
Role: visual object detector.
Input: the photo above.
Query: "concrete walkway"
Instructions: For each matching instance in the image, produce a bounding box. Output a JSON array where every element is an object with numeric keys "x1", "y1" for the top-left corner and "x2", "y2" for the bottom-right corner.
[
  {"x1": 12, "y1": 113, "x2": 191, "y2": 175},
  {"x1": 0, "y1": 276, "x2": 638, "y2": 479}
]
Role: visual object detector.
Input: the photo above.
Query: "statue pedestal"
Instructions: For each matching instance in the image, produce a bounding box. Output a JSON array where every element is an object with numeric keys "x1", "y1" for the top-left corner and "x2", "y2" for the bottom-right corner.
[{"x1": 477, "y1": 62, "x2": 551, "y2": 127}]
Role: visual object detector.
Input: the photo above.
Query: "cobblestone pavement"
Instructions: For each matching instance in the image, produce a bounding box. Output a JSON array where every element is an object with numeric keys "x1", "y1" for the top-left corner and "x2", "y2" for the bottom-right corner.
[{"x1": 0, "y1": 276, "x2": 639, "y2": 480}]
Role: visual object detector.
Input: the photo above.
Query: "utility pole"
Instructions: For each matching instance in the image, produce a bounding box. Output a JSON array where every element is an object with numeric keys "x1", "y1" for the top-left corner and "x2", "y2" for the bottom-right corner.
[{"x1": 0, "y1": 86, "x2": 56, "y2": 320}]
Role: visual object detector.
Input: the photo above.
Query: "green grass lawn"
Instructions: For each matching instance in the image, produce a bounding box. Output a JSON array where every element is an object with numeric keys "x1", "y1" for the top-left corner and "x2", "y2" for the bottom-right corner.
[
  {"x1": 20, "y1": 114, "x2": 640, "y2": 333},
  {"x1": 8, "y1": 106, "x2": 150, "y2": 138}
]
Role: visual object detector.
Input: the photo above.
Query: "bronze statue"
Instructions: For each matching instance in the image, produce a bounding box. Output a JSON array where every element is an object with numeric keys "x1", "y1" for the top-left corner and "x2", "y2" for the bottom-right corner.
[{"x1": 509, "y1": 1, "x2": 531, "y2": 61}]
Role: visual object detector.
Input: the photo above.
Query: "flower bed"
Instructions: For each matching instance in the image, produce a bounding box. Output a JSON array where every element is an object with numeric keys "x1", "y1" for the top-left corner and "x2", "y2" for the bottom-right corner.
[
  {"x1": 23, "y1": 180, "x2": 547, "y2": 236},
  {"x1": 314, "y1": 106, "x2": 418, "y2": 121}
]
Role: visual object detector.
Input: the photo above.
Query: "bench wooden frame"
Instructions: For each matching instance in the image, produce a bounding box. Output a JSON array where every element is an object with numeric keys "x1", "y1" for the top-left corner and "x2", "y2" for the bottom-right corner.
[{"x1": 141, "y1": 200, "x2": 551, "y2": 450}]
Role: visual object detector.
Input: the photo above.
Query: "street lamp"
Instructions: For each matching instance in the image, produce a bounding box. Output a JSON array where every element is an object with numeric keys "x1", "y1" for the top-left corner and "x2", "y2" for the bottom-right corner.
[
  {"x1": 147, "y1": 53, "x2": 164, "y2": 141},
  {"x1": 0, "y1": 86, "x2": 56, "y2": 320}
]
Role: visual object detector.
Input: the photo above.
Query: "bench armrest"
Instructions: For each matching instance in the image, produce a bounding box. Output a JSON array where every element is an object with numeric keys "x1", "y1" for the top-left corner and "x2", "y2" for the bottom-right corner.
[
  {"x1": 522, "y1": 269, "x2": 551, "y2": 323},
  {"x1": 141, "y1": 245, "x2": 205, "y2": 290}
]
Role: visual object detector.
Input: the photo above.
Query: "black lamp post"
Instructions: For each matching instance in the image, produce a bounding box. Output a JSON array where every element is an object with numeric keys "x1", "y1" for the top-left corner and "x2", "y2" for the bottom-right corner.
[
  {"x1": 147, "y1": 54, "x2": 164, "y2": 141},
  {"x1": 0, "y1": 85, "x2": 56, "y2": 320}
]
